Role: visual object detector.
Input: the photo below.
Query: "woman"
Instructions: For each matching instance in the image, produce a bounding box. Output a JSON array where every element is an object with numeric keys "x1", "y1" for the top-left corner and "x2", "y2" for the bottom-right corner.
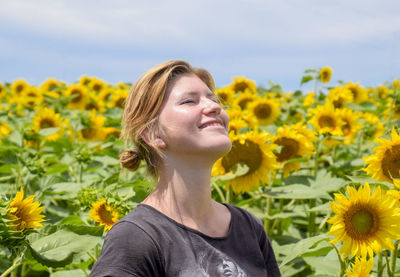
[{"x1": 90, "y1": 60, "x2": 280, "y2": 276}]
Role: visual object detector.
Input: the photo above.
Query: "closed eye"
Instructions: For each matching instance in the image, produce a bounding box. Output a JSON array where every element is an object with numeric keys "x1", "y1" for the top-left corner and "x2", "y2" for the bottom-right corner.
[{"x1": 181, "y1": 99, "x2": 195, "y2": 105}]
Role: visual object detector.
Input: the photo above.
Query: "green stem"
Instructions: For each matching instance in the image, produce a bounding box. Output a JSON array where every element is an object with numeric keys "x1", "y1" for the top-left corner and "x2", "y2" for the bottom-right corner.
[
  {"x1": 225, "y1": 185, "x2": 232, "y2": 205},
  {"x1": 390, "y1": 240, "x2": 399, "y2": 277},
  {"x1": 264, "y1": 197, "x2": 272, "y2": 236},
  {"x1": 0, "y1": 263, "x2": 22, "y2": 277},
  {"x1": 212, "y1": 182, "x2": 226, "y2": 203},
  {"x1": 87, "y1": 251, "x2": 97, "y2": 263},
  {"x1": 331, "y1": 243, "x2": 346, "y2": 277},
  {"x1": 79, "y1": 163, "x2": 83, "y2": 183},
  {"x1": 384, "y1": 251, "x2": 392, "y2": 277},
  {"x1": 308, "y1": 199, "x2": 316, "y2": 237},
  {"x1": 377, "y1": 252, "x2": 384, "y2": 277}
]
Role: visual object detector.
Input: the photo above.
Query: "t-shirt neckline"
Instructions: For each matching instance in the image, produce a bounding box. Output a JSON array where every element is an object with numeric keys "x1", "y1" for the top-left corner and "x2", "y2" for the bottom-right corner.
[{"x1": 137, "y1": 203, "x2": 234, "y2": 241}]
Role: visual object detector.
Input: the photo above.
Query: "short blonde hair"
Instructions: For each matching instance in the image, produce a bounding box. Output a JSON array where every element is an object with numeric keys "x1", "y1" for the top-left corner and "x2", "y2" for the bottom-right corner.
[{"x1": 119, "y1": 60, "x2": 215, "y2": 178}]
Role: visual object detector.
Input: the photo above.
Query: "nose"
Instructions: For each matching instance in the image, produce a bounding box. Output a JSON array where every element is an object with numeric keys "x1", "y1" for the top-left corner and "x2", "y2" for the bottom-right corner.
[{"x1": 202, "y1": 98, "x2": 221, "y2": 115}]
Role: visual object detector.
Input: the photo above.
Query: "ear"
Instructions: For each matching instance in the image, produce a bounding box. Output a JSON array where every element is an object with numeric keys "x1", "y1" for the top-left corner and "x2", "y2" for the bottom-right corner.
[{"x1": 140, "y1": 128, "x2": 167, "y2": 149}]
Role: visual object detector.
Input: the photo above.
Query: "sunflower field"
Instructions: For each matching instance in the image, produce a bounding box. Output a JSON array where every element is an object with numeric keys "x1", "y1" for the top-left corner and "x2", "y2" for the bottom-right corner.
[{"x1": 0, "y1": 68, "x2": 400, "y2": 277}]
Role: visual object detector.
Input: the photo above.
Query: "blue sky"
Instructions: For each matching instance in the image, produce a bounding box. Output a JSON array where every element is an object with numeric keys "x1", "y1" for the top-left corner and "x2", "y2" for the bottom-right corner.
[{"x1": 1, "y1": 0, "x2": 399, "y2": 91}]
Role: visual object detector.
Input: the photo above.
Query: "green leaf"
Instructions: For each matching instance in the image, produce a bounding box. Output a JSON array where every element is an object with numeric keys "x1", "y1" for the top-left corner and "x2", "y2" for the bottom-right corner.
[
  {"x1": 29, "y1": 229, "x2": 101, "y2": 267},
  {"x1": 45, "y1": 164, "x2": 69, "y2": 175},
  {"x1": 59, "y1": 216, "x2": 86, "y2": 225},
  {"x1": 264, "y1": 184, "x2": 331, "y2": 199},
  {"x1": 38, "y1": 127, "x2": 60, "y2": 137},
  {"x1": 301, "y1": 76, "x2": 314, "y2": 85},
  {"x1": 302, "y1": 248, "x2": 339, "y2": 276},
  {"x1": 278, "y1": 234, "x2": 329, "y2": 268},
  {"x1": 93, "y1": 155, "x2": 120, "y2": 166}
]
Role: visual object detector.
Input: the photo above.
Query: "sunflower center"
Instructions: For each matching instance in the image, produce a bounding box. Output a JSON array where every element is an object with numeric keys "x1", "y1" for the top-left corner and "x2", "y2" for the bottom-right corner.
[
  {"x1": 318, "y1": 116, "x2": 335, "y2": 129},
  {"x1": 342, "y1": 120, "x2": 351, "y2": 136},
  {"x1": 382, "y1": 145, "x2": 400, "y2": 180},
  {"x1": 234, "y1": 82, "x2": 248, "y2": 93},
  {"x1": 16, "y1": 85, "x2": 24, "y2": 94},
  {"x1": 275, "y1": 138, "x2": 299, "y2": 162},
  {"x1": 93, "y1": 84, "x2": 103, "y2": 92},
  {"x1": 71, "y1": 89, "x2": 83, "y2": 103},
  {"x1": 81, "y1": 128, "x2": 97, "y2": 139},
  {"x1": 40, "y1": 118, "x2": 56, "y2": 129},
  {"x1": 85, "y1": 102, "x2": 99, "y2": 111},
  {"x1": 349, "y1": 87, "x2": 358, "y2": 100},
  {"x1": 98, "y1": 204, "x2": 115, "y2": 225},
  {"x1": 238, "y1": 98, "x2": 253, "y2": 110},
  {"x1": 115, "y1": 97, "x2": 125, "y2": 108},
  {"x1": 321, "y1": 71, "x2": 329, "y2": 80},
  {"x1": 344, "y1": 203, "x2": 379, "y2": 239},
  {"x1": 221, "y1": 140, "x2": 263, "y2": 176},
  {"x1": 332, "y1": 99, "x2": 343, "y2": 109},
  {"x1": 254, "y1": 103, "x2": 271, "y2": 119}
]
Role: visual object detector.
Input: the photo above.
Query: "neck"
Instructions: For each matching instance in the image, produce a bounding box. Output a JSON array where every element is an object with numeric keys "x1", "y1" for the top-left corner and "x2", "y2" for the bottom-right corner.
[{"x1": 144, "y1": 153, "x2": 217, "y2": 222}]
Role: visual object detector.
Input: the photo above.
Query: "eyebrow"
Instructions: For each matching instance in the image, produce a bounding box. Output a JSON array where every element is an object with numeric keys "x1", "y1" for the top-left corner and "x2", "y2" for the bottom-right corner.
[{"x1": 182, "y1": 91, "x2": 216, "y2": 98}]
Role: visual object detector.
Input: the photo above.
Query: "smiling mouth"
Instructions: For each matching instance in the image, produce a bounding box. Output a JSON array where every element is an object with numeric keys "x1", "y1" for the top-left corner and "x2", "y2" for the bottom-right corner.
[{"x1": 199, "y1": 122, "x2": 224, "y2": 129}]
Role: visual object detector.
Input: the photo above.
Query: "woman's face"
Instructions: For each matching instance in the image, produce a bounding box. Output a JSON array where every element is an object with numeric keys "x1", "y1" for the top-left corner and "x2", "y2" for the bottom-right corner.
[{"x1": 157, "y1": 73, "x2": 232, "y2": 159}]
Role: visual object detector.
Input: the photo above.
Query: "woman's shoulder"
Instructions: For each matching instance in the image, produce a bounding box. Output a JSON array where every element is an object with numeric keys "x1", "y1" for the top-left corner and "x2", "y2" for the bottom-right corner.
[{"x1": 224, "y1": 203, "x2": 265, "y2": 234}]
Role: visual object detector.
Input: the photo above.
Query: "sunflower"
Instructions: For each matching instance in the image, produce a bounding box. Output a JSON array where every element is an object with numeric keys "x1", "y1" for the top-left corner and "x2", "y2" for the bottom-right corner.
[
  {"x1": 228, "y1": 117, "x2": 248, "y2": 135},
  {"x1": 89, "y1": 199, "x2": 119, "y2": 231},
  {"x1": 107, "y1": 89, "x2": 129, "y2": 109},
  {"x1": 103, "y1": 127, "x2": 121, "y2": 140},
  {"x1": 385, "y1": 101, "x2": 400, "y2": 120},
  {"x1": 79, "y1": 75, "x2": 92, "y2": 86},
  {"x1": 290, "y1": 121, "x2": 318, "y2": 143},
  {"x1": 345, "y1": 82, "x2": 369, "y2": 104},
  {"x1": 212, "y1": 131, "x2": 278, "y2": 194},
  {"x1": 0, "y1": 122, "x2": 11, "y2": 138},
  {"x1": 346, "y1": 256, "x2": 374, "y2": 277},
  {"x1": 215, "y1": 87, "x2": 235, "y2": 106},
  {"x1": 229, "y1": 76, "x2": 257, "y2": 94},
  {"x1": 32, "y1": 107, "x2": 65, "y2": 141},
  {"x1": 7, "y1": 187, "x2": 45, "y2": 231},
  {"x1": 116, "y1": 82, "x2": 129, "y2": 90},
  {"x1": 247, "y1": 98, "x2": 281, "y2": 126},
  {"x1": 318, "y1": 66, "x2": 333, "y2": 83},
  {"x1": 272, "y1": 125, "x2": 314, "y2": 178},
  {"x1": 388, "y1": 189, "x2": 400, "y2": 205},
  {"x1": 328, "y1": 183, "x2": 400, "y2": 257},
  {"x1": 376, "y1": 85, "x2": 391, "y2": 99},
  {"x1": 99, "y1": 87, "x2": 115, "y2": 102},
  {"x1": 233, "y1": 90, "x2": 257, "y2": 110},
  {"x1": 78, "y1": 110, "x2": 106, "y2": 141},
  {"x1": 303, "y1": 91, "x2": 315, "y2": 106},
  {"x1": 40, "y1": 78, "x2": 61, "y2": 92},
  {"x1": 308, "y1": 104, "x2": 344, "y2": 136},
  {"x1": 359, "y1": 113, "x2": 385, "y2": 141},
  {"x1": 84, "y1": 92, "x2": 105, "y2": 113},
  {"x1": 22, "y1": 87, "x2": 44, "y2": 109},
  {"x1": 66, "y1": 84, "x2": 89, "y2": 110},
  {"x1": 11, "y1": 79, "x2": 29, "y2": 97},
  {"x1": 364, "y1": 127, "x2": 400, "y2": 184},
  {"x1": 226, "y1": 107, "x2": 255, "y2": 129},
  {"x1": 90, "y1": 77, "x2": 107, "y2": 94},
  {"x1": 337, "y1": 108, "x2": 361, "y2": 143},
  {"x1": 326, "y1": 86, "x2": 354, "y2": 109}
]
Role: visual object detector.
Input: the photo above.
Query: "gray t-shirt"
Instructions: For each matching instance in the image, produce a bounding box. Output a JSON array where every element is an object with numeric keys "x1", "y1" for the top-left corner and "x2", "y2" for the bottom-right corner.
[{"x1": 90, "y1": 203, "x2": 281, "y2": 277}]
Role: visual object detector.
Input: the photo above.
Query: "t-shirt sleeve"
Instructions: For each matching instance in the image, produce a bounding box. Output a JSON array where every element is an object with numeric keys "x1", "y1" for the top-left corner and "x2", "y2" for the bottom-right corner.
[{"x1": 89, "y1": 221, "x2": 164, "y2": 277}]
